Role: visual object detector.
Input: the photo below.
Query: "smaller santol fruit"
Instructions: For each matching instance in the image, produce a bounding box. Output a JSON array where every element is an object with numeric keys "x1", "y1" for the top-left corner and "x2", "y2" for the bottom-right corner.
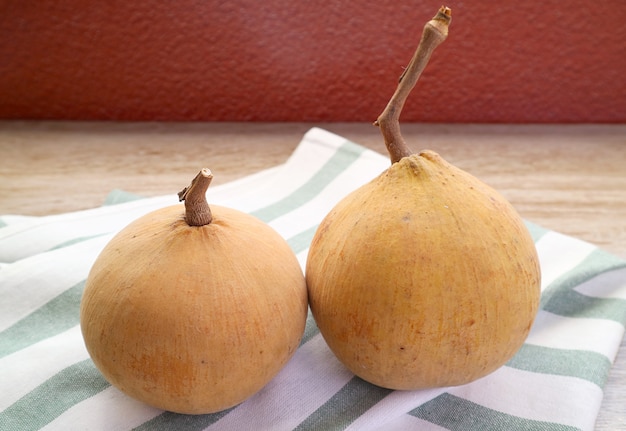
[
  {"x1": 305, "y1": 6, "x2": 541, "y2": 390},
  {"x1": 80, "y1": 169, "x2": 308, "y2": 414}
]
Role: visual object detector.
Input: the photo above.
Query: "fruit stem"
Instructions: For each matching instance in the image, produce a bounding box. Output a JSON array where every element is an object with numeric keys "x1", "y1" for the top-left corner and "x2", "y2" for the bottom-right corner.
[
  {"x1": 178, "y1": 168, "x2": 213, "y2": 226},
  {"x1": 374, "y1": 6, "x2": 451, "y2": 164}
]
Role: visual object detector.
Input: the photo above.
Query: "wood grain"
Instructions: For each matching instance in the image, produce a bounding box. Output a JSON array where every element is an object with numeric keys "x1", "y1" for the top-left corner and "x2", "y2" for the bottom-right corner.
[{"x1": 1, "y1": 121, "x2": 625, "y2": 429}]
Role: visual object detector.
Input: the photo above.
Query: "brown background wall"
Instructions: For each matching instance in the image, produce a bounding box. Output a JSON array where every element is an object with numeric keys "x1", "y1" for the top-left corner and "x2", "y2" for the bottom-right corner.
[{"x1": 1, "y1": 1, "x2": 624, "y2": 123}]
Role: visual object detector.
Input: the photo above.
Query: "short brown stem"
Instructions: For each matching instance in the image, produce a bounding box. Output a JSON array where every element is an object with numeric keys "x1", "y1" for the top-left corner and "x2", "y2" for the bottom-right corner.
[
  {"x1": 374, "y1": 6, "x2": 451, "y2": 164},
  {"x1": 178, "y1": 168, "x2": 213, "y2": 226}
]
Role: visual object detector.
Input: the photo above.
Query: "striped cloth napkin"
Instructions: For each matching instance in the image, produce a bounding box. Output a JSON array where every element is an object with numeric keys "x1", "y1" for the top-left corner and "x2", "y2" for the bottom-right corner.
[{"x1": 1, "y1": 127, "x2": 625, "y2": 431}]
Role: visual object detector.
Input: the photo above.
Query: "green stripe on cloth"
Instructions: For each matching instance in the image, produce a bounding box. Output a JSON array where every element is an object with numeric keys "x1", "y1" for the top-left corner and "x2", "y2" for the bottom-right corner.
[
  {"x1": 288, "y1": 225, "x2": 318, "y2": 254},
  {"x1": 543, "y1": 289, "x2": 626, "y2": 324},
  {"x1": 410, "y1": 392, "x2": 580, "y2": 431},
  {"x1": 133, "y1": 408, "x2": 234, "y2": 431},
  {"x1": 0, "y1": 219, "x2": 7, "y2": 229},
  {"x1": 293, "y1": 377, "x2": 392, "y2": 430},
  {"x1": 0, "y1": 281, "x2": 84, "y2": 358},
  {"x1": 48, "y1": 233, "x2": 110, "y2": 252},
  {"x1": 0, "y1": 359, "x2": 109, "y2": 431},
  {"x1": 300, "y1": 311, "x2": 320, "y2": 347},
  {"x1": 540, "y1": 248, "x2": 626, "y2": 310},
  {"x1": 507, "y1": 344, "x2": 612, "y2": 388},
  {"x1": 102, "y1": 189, "x2": 144, "y2": 205},
  {"x1": 251, "y1": 140, "x2": 365, "y2": 222}
]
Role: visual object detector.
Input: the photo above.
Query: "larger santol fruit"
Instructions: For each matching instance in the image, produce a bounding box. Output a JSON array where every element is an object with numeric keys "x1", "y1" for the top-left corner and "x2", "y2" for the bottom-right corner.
[
  {"x1": 80, "y1": 169, "x2": 308, "y2": 414},
  {"x1": 305, "y1": 6, "x2": 541, "y2": 390}
]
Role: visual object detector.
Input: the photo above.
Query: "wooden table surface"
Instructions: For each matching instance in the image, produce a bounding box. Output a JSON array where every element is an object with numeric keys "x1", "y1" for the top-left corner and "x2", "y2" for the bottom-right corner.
[{"x1": 1, "y1": 121, "x2": 625, "y2": 429}]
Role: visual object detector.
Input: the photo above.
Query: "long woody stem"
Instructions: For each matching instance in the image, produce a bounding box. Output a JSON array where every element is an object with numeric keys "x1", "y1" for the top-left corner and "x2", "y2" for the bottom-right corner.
[
  {"x1": 374, "y1": 6, "x2": 451, "y2": 164},
  {"x1": 178, "y1": 168, "x2": 213, "y2": 226}
]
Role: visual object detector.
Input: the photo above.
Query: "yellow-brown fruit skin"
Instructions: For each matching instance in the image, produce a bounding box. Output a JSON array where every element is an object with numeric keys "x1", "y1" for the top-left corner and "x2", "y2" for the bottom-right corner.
[
  {"x1": 80, "y1": 205, "x2": 308, "y2": 414},
  {"x1": 306, "y1": 150, "x2": 541, "y2": 390}
]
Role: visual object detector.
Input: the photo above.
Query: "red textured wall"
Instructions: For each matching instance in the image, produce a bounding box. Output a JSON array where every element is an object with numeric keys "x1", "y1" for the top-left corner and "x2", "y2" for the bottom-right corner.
[{"x1": 1, "y1": 1, "x2": 624, "y2": 123}]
